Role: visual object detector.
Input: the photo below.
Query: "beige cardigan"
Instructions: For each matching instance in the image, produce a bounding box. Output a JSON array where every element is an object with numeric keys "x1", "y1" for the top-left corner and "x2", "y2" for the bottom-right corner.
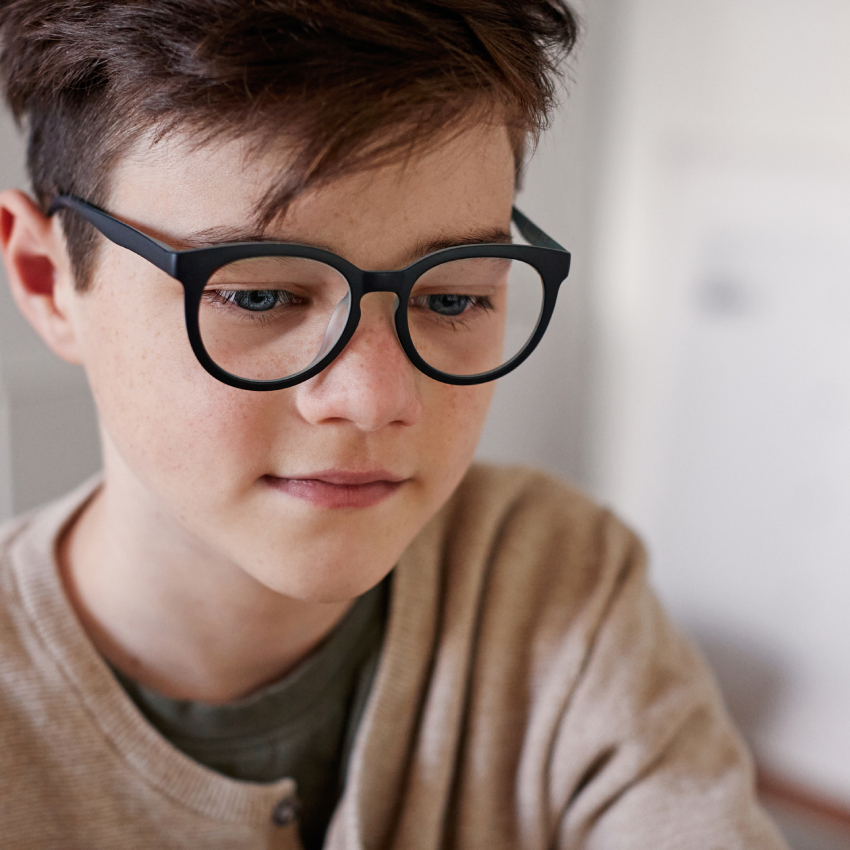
[{"x1": 0, "y1": 465, "x2": 787, "y2": 850}]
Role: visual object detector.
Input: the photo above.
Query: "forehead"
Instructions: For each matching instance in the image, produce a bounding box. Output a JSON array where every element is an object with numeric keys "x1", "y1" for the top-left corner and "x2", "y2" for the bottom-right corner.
[{"x1": 107, "y1": 122, "x2": 517, "y2": 269}]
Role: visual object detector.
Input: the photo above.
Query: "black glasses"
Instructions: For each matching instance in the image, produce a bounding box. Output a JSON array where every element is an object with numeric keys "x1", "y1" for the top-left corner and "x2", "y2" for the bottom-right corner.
[{"x1": 48, "y1": 195, "x2": 571, "y2": 390}]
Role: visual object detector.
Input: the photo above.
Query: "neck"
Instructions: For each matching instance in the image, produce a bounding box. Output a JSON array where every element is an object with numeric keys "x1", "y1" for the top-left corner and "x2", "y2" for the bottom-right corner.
[{"x1": 59, "y1": 475, "x2": 353, "y2": 704}]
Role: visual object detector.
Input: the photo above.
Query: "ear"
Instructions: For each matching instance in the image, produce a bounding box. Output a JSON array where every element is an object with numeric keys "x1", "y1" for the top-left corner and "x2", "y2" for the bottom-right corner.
[{"x1": 0, "y1": 189, "x2": 83, "y2": 364}]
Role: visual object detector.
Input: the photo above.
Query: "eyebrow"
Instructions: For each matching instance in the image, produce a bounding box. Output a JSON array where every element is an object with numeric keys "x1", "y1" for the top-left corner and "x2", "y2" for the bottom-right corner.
[
  {"x1": 408, "y1": 228, "x2": 513, "y2": 261},
  {"x1": 177, "y1": 224, "x2": 513, "y2": 265}
]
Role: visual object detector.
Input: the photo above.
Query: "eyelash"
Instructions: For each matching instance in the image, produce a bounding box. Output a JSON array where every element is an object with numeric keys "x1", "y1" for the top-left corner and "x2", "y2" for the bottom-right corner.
[
  {"x1": 203, "y1": 289, "x2": 303, "y2": 307},
  {"x1": 409, "y1": 293, "x2": 495, "y2": 319}
]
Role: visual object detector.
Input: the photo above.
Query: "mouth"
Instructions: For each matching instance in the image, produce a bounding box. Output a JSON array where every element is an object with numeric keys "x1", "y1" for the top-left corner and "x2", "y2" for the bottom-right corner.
[{"x1": 262, "y1": 470, "x2": 407, "y2": 509}]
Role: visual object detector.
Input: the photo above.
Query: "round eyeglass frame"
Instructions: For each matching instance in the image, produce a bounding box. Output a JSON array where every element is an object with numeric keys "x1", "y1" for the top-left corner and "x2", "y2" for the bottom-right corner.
[{"x1": 48, "y1": 195, "x2": 572, "y2": 390}]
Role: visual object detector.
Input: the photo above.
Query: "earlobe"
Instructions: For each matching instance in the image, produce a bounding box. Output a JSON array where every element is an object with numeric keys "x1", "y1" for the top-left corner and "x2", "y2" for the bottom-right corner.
[{"x1": 0, "y1": 189, "x2": 84, "y2": 365}]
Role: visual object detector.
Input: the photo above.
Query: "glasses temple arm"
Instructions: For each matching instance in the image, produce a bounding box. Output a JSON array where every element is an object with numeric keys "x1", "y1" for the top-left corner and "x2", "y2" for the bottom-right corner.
[
  {"x1": 511, "y1": 207, "x2": 566, "y2": 251},
  {"x1": 47, "y1": 195, "x2": 177, "y2": 277}
]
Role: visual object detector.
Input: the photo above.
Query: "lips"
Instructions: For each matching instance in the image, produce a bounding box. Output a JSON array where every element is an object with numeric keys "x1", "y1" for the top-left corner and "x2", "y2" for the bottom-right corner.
[{"x1": 262, "y1": 470, "x2": 406, "y2": 509}]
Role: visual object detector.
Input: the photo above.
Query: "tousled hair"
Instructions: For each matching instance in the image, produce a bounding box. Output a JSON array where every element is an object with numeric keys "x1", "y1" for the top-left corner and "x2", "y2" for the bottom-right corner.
[{"x1": 0, "y1": 0, "x2": 579, "y2": 289}]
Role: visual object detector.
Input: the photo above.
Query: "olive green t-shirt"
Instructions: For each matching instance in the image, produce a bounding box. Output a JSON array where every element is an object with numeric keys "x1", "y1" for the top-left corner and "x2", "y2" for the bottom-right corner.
[{"x1": 112, "y1": 578, "x2": 389, "y2": 850}]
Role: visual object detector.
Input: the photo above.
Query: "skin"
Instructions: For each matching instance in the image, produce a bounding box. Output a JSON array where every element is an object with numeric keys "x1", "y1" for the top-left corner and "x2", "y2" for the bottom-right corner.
[{"x1": 0, "y1": 122, "x2": 515, "y2": 702}]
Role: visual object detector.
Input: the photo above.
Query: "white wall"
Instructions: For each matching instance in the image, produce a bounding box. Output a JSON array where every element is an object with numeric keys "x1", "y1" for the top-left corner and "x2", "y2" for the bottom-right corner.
[
  {"x1": 587, "y1": 0, "x2": 850, "y2": 803},
  {"x1": 476, "y1": 0, "x2": 609, "y2": 485},
  {"x1": 0, "y1": 383, "x2": 11, "y2": 520}
]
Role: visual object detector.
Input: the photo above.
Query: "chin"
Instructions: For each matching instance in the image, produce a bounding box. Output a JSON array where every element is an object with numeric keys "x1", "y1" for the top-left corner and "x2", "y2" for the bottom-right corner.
[{"x1": 248, "y1": 552, "x2": 394, "y2": 603}]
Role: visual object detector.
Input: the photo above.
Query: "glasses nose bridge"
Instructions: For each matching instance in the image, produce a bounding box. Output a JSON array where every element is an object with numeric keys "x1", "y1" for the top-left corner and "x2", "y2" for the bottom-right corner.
[
  {"x1": 361, "y1": 269, "x2": 407, "y2": 297},
  {"x1": 345, "y1": 270, "x2": 408, "y2": 366}
]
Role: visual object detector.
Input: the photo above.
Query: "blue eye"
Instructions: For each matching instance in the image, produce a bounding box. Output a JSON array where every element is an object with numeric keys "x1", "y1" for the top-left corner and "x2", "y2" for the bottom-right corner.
[
  {"x1": 228, "y1": 290, "x2": 280, "y2": 311},
  {"x1": 426, "y1": 294, "x2": 473, "y2": 316}
]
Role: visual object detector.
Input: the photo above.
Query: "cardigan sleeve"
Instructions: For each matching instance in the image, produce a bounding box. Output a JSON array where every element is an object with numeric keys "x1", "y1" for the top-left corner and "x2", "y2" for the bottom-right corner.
[{"x1": 548, "y1": 528, "x2": 789, "y2": 850}]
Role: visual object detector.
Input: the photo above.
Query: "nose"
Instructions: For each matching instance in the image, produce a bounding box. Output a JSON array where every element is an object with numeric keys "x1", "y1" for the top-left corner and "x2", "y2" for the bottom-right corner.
[{"x1": 294, "y1": 293, "x2": 423, "y2": 431}]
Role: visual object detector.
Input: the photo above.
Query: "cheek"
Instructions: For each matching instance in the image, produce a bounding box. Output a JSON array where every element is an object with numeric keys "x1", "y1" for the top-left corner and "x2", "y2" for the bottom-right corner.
[
  {"x1": 422, "y1": 382, "x2": 494, "y2": 482},
  {"x1": 76, "y1": 261, "x2": 279, "y2": 492}
]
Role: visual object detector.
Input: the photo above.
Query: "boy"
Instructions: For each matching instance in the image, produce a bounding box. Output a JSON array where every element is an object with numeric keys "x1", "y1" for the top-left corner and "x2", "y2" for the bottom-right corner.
[{"x1": 0, "y1": 1, "x2": 787, "y2": 848}]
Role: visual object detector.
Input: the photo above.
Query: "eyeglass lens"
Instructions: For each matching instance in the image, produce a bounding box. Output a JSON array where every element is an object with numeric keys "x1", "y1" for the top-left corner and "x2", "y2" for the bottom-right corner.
[{"x1": 197, "y1": 254, "x2": 545, "y2": 382}]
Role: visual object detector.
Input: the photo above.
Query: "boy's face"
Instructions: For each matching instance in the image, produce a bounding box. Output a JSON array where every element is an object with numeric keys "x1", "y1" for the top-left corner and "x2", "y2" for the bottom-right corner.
[{"x1": 58, "y1": 122, "x2": 515, "y2": 601}]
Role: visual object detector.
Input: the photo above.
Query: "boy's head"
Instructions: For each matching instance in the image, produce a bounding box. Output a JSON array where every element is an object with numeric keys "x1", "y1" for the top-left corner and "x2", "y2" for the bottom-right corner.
[
  {"x1": 0, "y1": 1, "x2": 577, "y2": 602},
  {"x1": 1, "y1": 0, "x2": 577, "y2": 290}
]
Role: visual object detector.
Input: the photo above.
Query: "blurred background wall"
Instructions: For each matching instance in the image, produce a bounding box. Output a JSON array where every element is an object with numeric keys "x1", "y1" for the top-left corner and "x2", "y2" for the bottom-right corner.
[
  {"x1": 1, "y1": 0, "x2": 849, "y2": 842},
  {"x1": 564, "y1": 0, "x2": 850, "y2": 824}
]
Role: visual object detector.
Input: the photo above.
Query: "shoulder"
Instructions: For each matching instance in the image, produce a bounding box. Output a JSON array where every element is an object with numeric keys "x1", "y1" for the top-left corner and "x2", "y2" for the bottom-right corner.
[
  {"x1": 436, "y1": 462, "x2": 645, "y2": 612},
  {"x1": 451, "y1": 462, "x2": 639, "y2": 555},
  {"x1": 0, "y1": 479, "x2": 101, "y2": 709},
  {"x1": 416, "y1": 464, "x2": 722, "y2": 760},
  {"x1": 0, "y1": 508, "x2": 57, "y2": 755},
  {"x1": 452, "y1": 461, "x2": 608, "y2": 523},
  {"x1": 421, "y1": 466, "x2": 784, "y2": 847},
  {"x1": 405, "y1": 462, "x2": 650, "y2": 706},
  {"x1": 0, "y1": 508, "x2": 42, "y2": 657}
]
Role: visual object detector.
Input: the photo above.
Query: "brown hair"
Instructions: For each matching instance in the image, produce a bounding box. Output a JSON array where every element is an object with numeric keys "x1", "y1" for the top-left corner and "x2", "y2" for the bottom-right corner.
[{"x1": 0, "y1": 0, "x2": 578, "y2": 290}]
